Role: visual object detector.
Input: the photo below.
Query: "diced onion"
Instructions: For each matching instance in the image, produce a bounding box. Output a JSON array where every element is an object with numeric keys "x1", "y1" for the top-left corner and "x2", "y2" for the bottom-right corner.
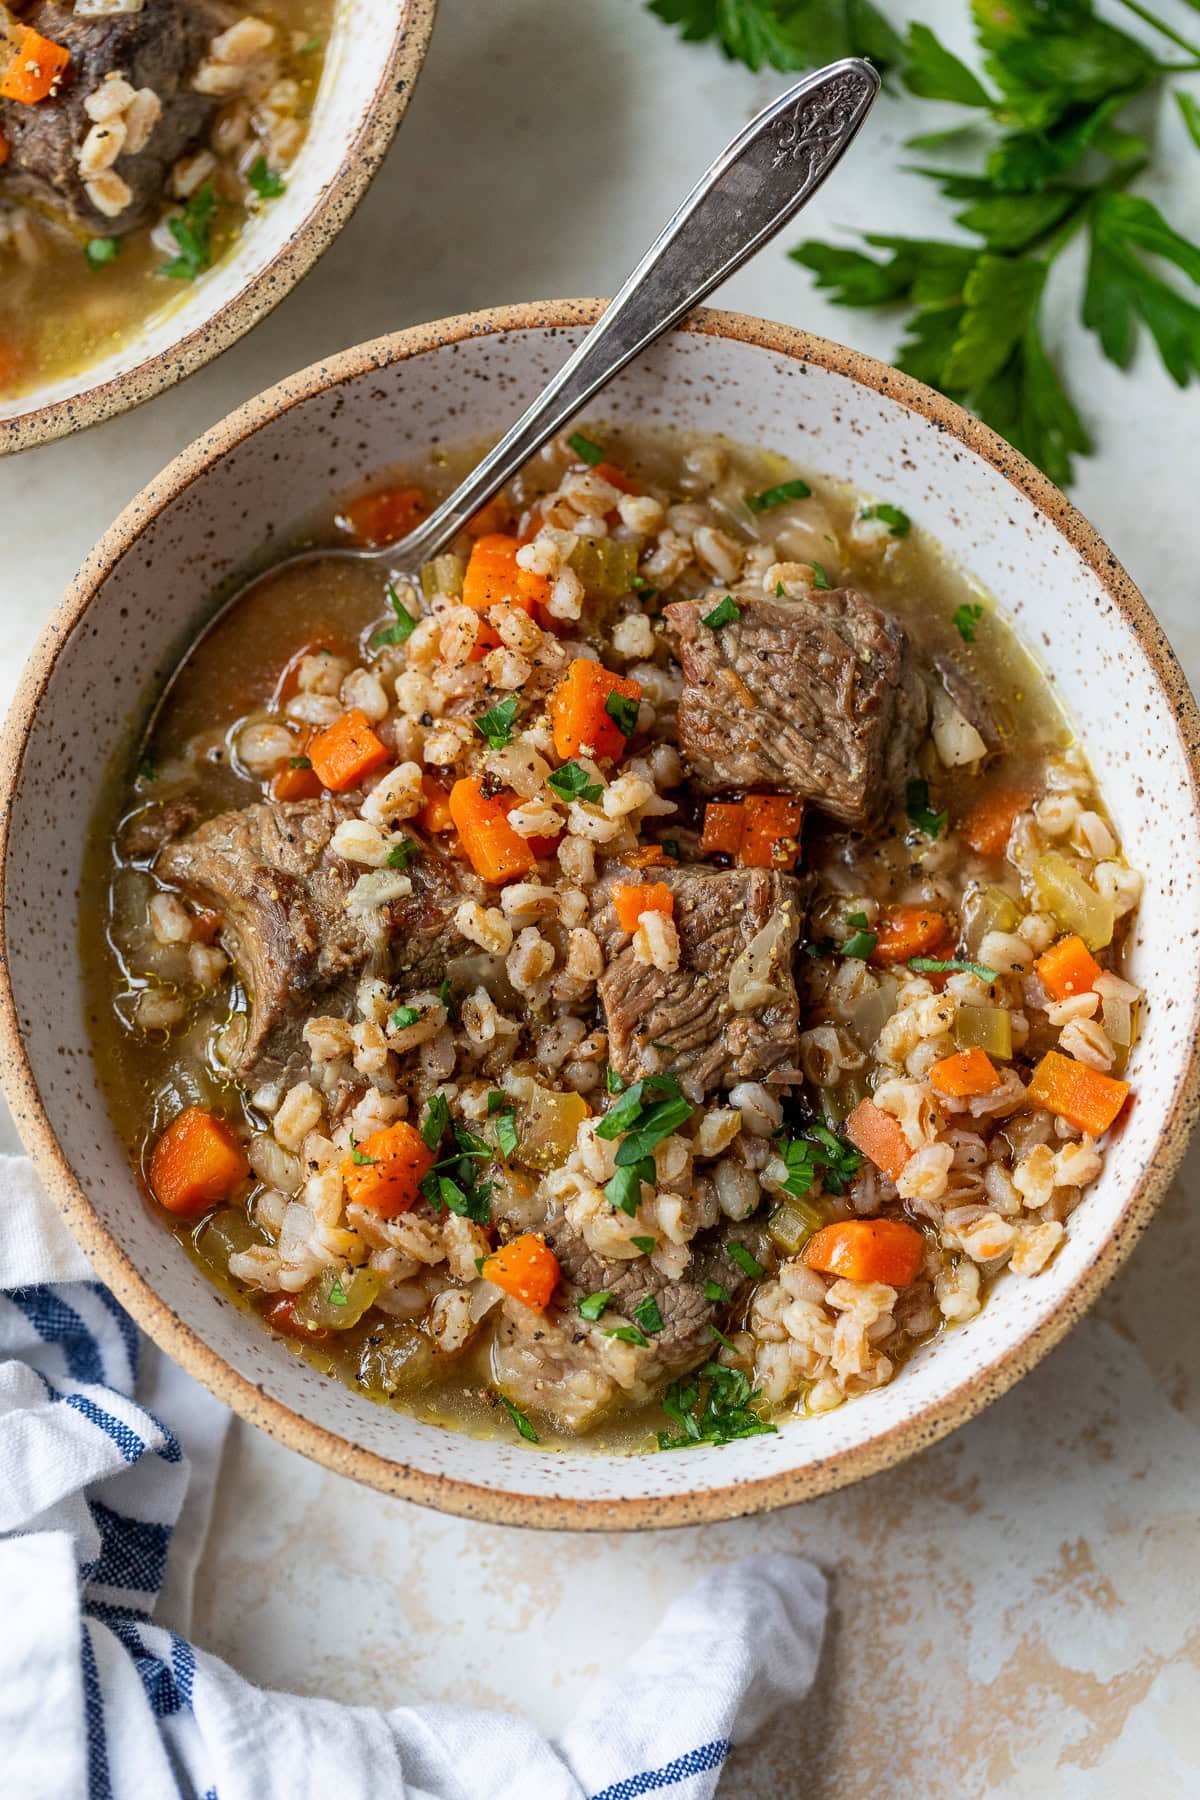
[
  {"x1": 728, "y1": 910, "x2": 792, "y2": 1012},
  {"x1": 1102, "y1": 993, "x2": 1132, "y2": 1047},
  {"x1": 347, "y1": 870, "x2": 413, "y2": 912},
  {"x1": 931, "y1": 683, "x2": 987, "y2": 768}
]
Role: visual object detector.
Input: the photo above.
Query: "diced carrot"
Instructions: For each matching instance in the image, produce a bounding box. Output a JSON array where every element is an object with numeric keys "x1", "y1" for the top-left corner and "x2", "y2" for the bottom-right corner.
[
  {"x1": 803, "y1": 1218, "x2": 925, "y2": 1286},
  {"x1": 448, "y1": 777, "x2": 537, "y2": 884},
  {"x1": 190, "y1": 908, "x2": 222, "y2": 945},
  {"x1": 482, "y1": 1232, "x2": 561, "y2": 1311},
  {"x1": 339, "y1": 483, "x2": 428, "y2": 547},
  {"x1": 523, "y1": 825, "x2": 564, "y2": 859},
  {"x1": 1, "y1": 27, "x2": 70, "y2": 105},
  {"x1": 594, "y1": 461, "x2": 642, "y2": 496},
  {"x1": 264, "y1": 1295, "x2": 329, "y2": 1342},
  {"x1": 700, "y1": 801, "x2": 746, "y2": 859},
  {"x1": 1035, "y1": 933, "x2": 1103, "y2": 1001},
  {"x1": 871, "y1": 906, "x2": 952, "y2": 967},
  {"x1": 549, "y1": 658, "x2": 642, "y2": 761},
  {"x1": 417, "y1": 773, "x2": 455, "y2": 833},
  {"x1": 341, "y1": 1120, "x2": 436, "y2": 1219},
  {"x1": 458, "y1": 533, "x2": 549, "y2": 659},
  {"x1": 961, "y1": 786, "x2": 1032, "y2": 859},
  {"x1": 929, "y1": 1047, "x2": 1000, "y2": 1098},
  {"x1": 269, "y1": 760, "x2": 323, "y2": 802},
  {"x1": 844, "y1": 1097, "x2": 912, "y2": 1184},
  {"x1": 1027, "y1": 1050, "x2": 1130, "y2": 1137},
  {"x1": 149, "y1": 1108, "x2": 249, "y2": 1218},
  {"x1": 612, "y1": 881, "x2": 674, "y2": 934},
  {"x1": 625, "y1": 844, "x2": 668, "y2": 869},
  {"x1": 308, "y1": 709, "x2": 390, "y2": 793},
  {"x1": 0, "y1": 126, "x2": 9, "y2": 168},
  {"x1": 466, "y1": 495, "x2": 513, "y2": 538},
  {"x1": 739, "y1": 795, "x2": 804, "y2": 870}
]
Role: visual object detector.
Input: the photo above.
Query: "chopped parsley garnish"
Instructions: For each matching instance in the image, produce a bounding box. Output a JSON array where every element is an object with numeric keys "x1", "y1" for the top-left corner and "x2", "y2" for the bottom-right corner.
[
  {"x1": 810, "y1": 560, "x2": 832, "y2": 590},
  {"x1": 567, "y1": 430, "x2": 605, "y2": 466},
  {"x1": 327, "y1": 1274, "x2": 348, "y2": 1308},
  {"x1": 775, "y1": 1121, "x2": 862, "y2": 1200},
  {"x1": 247, "y1": 155, "x2": 286, "y2": 199},
  {"x1": 390, "y1": 1005, "x2": 422, "y2": 1030},
  {"x1": 727, "y1": 1242, "x2": 765, "y2": 1280},
  {"x1": 137, "y1": 752, "x2": 158, "y2": 783},
  {"x1": 710, "y1": 1323, "x2": 738, "y2": 1353},
  {"x1": 842, "y1": 913, "x2": 878, "y2": 960},
  {"x1": 578, "y1": 1291, "x2": 612, "y2": 1321},
  {"x1": 289, "y1": 755, "x2": 312, "y2": 770},
  {"x1": 658, "y1": 1361, "x2": 776, "y2": 1451},
  {"x1": 498, "y1": 1393, "x2": 539, "y2": 1443},
  {"x1": 421, "y1": 1091, "x2": 451, "y2": 1150},
  {"x1": 860, "y1": 502, "x2": 912, "y2": 539},
  {"x1": 386, "y1": 837, "x2": 418, "y2": 869},
  {"x1": 911, "y1": 956, "x2": 1000, "y2": 982},
  {"x1": 298, "y1": 34, "x2": 321, "y2": 52},
  {"x1": 631, "y1": 1235, "x2": 656, "y2": 1254},
  {"x1": 604, "y1": 690, "x2": 639, "y2": 739},
  {"x1": 953, "y1": 602, "x2": 985, "y2": 643},
  {"x1": 85, "y1": 237, "x2": 119, "y2": 270},
  {"x1": 596, "y1": 1071, "x2": 681, "y2": 1137},
  {"x1": 701, "y1": 594, "x2": 741, "y2": 630},
  {"x1": 159, "y1": 182, "x2": 216, "y2": 281},
  {"x1": 605, "y1": 1324, "x2": 649, "y2": 1348},
  {"x1": 374, "y1": 584, "x2": 418, "y2": 647},
  {"x1": 605, "y1": 1066, "x2": 627, "y2": 1095},
  {"x1": 615, "y1": 1097, "x2": 695, "y2": 1165},
  {"x1": 746, "y1": 478, "x2": 812, "y2": 512},
  {"x1": 439, "y1": 977, "x2": 454, "y2": 1018},
  {"x1": 548, "y1": 760, "x2": 602, "y2": 803},
  {"x1": 775, "y1": 581, "x2": 785, "y2": 597},
  {"x1": 596, "y1": 1074, "x2": 695, "y2": 1175},
  {"x1": 605, "y1": 1161, "x2": 651, "y2": 1216},
  {"x1": 703, "y1": 1279, "x2": 730, "y2": 1305},
  {"x1": 493, "y1": 1106, "x2": 519, "y2": 1160},
  {"x1": 905, "y1": 777, "x2": 948, "y2": 840},
  {"x1": 633, "y1": 1295, "x2": 664, "y2": 1335},
  {"x1": 473, "y1": 695, "x2": 520, "y2": 749},
  {"x1": 804, "y1": 936, "x2": 835, "y2": 959},
  {"x1": 421, "y1": 1168, "x2": 492, "y2": 1224},
  {"x1": 661, "y1": 839, "x2": 681, "y2": 860},
  {"x1": 350, "y1": 1140, "x2": 378, "y2": 1166}
]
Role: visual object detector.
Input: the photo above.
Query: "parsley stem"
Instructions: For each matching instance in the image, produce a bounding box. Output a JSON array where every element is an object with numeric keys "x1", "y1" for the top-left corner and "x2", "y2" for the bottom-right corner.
[{"x1": 1113, "y1": 0, "x2": 1200, "y2": 59}]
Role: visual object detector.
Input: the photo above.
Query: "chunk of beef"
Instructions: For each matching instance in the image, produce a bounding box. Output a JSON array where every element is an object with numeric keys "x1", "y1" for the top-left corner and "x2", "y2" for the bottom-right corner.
[
  {"x1": 0, "y1": 0, "x2": 230, "y2": 235},
  {"x1": 156, "y1": 798, "x2": 464, "y2": 1087},
  {"x1": 119, "y1": 794, "x2": 197, "y2": 860},
  {"x1": 592, "y1": 863, "x2": 806, "y2": 1099},
  {"x1": 490, "y1": 1214, "x2": 767, "y2": 1434},
  {"x1": 666, "y1": 589, "x2": 929, "y2": 829}
]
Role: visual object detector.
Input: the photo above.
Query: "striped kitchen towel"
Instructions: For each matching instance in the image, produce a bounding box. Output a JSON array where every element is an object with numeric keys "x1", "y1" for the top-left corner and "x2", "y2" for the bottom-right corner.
[{"x1": 0, "y1": 1154, "x2": 827, "y2": 1800}]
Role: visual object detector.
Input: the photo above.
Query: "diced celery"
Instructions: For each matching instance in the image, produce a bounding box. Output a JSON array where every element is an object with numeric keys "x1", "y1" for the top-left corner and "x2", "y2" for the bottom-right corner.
[
  {"x1": 568, "y1": 538, "x2": 639, "y2": 600},
  {"x1": 419, "y1": 553, "x2": 466, "y2": 601},
  {"x1": 819, "y1": 1071, "x2": 869, "y2": 1127},
  {"x1": 295, "y1": 1265, "x2": 381, "y2": 1331},
  {"x1": 955, "y1": 1004, "x2": 1013, "y2": 1059},
  {"x1": 768, "y1": 1197, "x2": 825, "y2": 1255},
  {"x1": 515, "y1": 1084, "x2": 590, "y2": 1171},
  {"x1": 357, "y1": 1324, "x2": 436, "y2": 1397},
  {"x1": 1030, "y1": 852, "x2": 1114, "y2": 950},
  {"x1": 963, "y1": 883, "x2": 1020, "y2": 956},
  {"x1": 196, "y1": 1207, "x2": 263, "y2": 1270}
]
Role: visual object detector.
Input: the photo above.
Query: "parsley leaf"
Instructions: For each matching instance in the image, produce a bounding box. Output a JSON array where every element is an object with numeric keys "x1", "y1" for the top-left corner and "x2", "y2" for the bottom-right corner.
[
  {"x1": 859, "y1": 502, "x2": 912, "y2": 539},
  {"x1": 1083, "y1": 192, "x2": 1200, "y2": 387},
  {"x1": 604, "y1": 690, "x2": 639, "y2": 739},
  {"x1": 493, "y1": 1106, "x2": 519, "y2": 1160},
  {"x1": 567, "y1": 430, "x2": 604, "y2": 465},
  {"x1": 704, "y1": 1279, "x2": 730, "y2": 1304},
  {"x1": 647, "y1": 0, "x2": 902, "y2": 76},
  {"x1": 498, "y1": 1393, "x2": 539, "y2": 1442},
  {"x1": 605, "y1": 1066, "x2": 628, "y2": 1095},
  {"x1": 701, "y1": 594, "x2": 741, "y2": 629},
  {"x1": 631, "y1": 1235, "x2": 656, "y2": 1254},
  {"x1": 842, "y1": 919, "x2": 878, "y2": 959},
  {"x1": 905, "y1": 777, "x2": 948, "y2": 840},
  {"x1": 289, "y1": 755, "x2": 312, "y2": 770},
  {"x1": 953, "y1": 602, "x2": 984, "y2": 642},
  {"x1": 86, "y1": 237, "x2": 120, "y2": 270},
  {"x1": 633, "y1": 1295, "x2": 665, "y2": 1335},
  {"x1": 746, "y1": 477, "x2": 811, "y2": 511},
  {"x1": 159, "y1": 183, "x2": 217, "y2": 281},
  {"x1": 387, "y1": 838, "x2": 418, "y2": 869},
  {"x1": 605, "y1": 1323, "x2": 649, "y2": 1348},
  {"x1": 247, "y1": 155, "x2": 286, "y2": 199},
  {"x1": 613, "y1": 1096, "x2": 696, "y2": 1166},
  {"x1": 374, "y1": 583, "x2": 418, "y2": 647},
  {"x1": 578, "y1": 1291, "x2": 612, "y2": 1321},
  {"x1": 775, "y1": 1121, "x2": 862, "y2": 1199},
  {"x1": 390, "y1": 1005, "x2": 422, "y2": 1030},
  {"x1": 657, "y1": 1360, "x2": 777, "y2": 1451},
  {"x1": 439, "y1": 977, "x2": 455, "y2": 1019},
  {"x1": 727, "y1": 1242, "x2": 765, "y2": 1280},
  {"x1": 474, "y1": 695, "x2": 520, "y2": 749},
  {"x1": 810, "y1": 560, "x2": 831, "y2": 590},
  {"x1": 421, "y1": 1091, "x2": 451, "y2": 1150},
  {"x1": 548, "y1": 760, "x2": 603, "y2": 803},
  {"x1": 328, "y1": 1274, "x2": 348, "y2": 1307},
  {"x1": 910, "y1": 955, "x2": 1000, "y2": 982},
  {"x1": 605, "y1": 1162, "x2": 650, "y2": 1216}
]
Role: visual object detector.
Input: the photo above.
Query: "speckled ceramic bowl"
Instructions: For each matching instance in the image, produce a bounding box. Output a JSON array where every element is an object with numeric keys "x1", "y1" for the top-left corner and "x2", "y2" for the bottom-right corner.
[
  {"x1": 4, "y1": 303, "x2": 1199, "y2": 1529},
  {"x1": 0, "y1": 0, "x2": 436, "y2": 455}
]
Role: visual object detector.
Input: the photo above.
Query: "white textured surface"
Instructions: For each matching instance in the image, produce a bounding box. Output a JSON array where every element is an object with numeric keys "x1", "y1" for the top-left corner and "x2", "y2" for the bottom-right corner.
[{"x1": 2, "y1": 0, "x2": 1199, "y2": 1792}]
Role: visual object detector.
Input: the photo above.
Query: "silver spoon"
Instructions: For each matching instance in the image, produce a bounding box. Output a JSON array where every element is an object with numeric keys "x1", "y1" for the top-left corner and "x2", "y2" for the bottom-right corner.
[{"x1": 250, "y1": 59, "x2": 878, "y2": 600}]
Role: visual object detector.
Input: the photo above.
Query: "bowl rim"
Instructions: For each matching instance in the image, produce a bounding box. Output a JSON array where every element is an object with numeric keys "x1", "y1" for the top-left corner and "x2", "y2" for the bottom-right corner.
[
  {"x1": 0, "y1": 0, "x2": 438, "y2": 456},
  {"x1": 4, "y1": 299, "x2": 1199, "y2": 1530}
]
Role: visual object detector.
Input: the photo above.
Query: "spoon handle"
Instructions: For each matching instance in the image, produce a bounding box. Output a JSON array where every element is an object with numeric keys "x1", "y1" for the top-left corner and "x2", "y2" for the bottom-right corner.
[{"x1": 395, "y1": 58, "x2": 880, "y2": 567}]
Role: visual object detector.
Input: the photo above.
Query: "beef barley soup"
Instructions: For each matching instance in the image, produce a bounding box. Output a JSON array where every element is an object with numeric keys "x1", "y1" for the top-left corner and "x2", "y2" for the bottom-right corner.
[
  {"x1": 0, "y1": 0, "x2": 328, "y2": 396},
  {"x1": 84, "y1": 427, "x2": 1143, "y2": 1452}
]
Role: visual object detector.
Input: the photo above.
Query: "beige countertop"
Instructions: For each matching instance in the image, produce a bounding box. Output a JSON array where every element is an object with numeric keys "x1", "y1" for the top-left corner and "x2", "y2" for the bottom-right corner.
[{"x1": 2, "y1": 2, "x2": 1198, "y2": 1793}]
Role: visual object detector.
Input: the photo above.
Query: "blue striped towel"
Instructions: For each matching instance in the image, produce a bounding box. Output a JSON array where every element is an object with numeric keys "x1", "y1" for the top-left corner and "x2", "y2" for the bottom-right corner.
[{"x1": 0, "y1": 1155, "x2": 827, "y2": 1799}]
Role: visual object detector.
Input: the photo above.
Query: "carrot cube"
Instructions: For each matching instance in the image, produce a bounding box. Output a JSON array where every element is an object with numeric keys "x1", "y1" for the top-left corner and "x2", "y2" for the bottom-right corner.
[
  {"x1": 308, "y1": 709, "x2": 390, "y2": 793},
  {"x1": 149, "y1": 1108, "x2": 249, "y2": 1217},
  {"x1": 339, "y1": 484, "x2": 428, "y2": 548},
  {"x1": 549, "y1": 659, "x2": 641, "y2": 761},
  {"x1": 448, "y1": 778, "x2": 537, "y2": 884},
  {"x1": 612, "y1": 881, "x2": 674, "y2": 934},
  {"x1": 1035, "y1": 934, "x2": 1103, "y2": 1001},
  {"x1": 482, "y1": 1233, "x2": 561, "y2": 1311},
  {"x1": 341, "y1": 1121, "x2": 435, "y2": 1219},
  {"x1": 1028, "y1": 1050, "x2": 1129, "y2": 1137}
]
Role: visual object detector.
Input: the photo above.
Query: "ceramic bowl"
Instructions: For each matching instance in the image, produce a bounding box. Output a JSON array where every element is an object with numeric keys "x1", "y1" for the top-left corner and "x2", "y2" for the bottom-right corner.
[
  {"x1": 0, "y1": 0, "x2": 437, "y2": 455},
  {"x1": 3, "y1": 302, "x2": 1199, "y2": 1529}
]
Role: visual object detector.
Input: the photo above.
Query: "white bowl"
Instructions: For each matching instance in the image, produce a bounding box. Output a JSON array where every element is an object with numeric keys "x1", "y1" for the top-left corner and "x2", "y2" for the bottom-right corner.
[
  {"x1": 0, "y1": 0, "x2": 437, "y2": 454},
  {"x1": 3, "y1": 303, "x2": 1199, "y2": 1528}
]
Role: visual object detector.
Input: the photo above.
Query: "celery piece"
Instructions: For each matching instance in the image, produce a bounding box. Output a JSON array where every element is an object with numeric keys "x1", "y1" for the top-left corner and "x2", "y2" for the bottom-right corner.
[
  {"x1": 1030, "y1": 852, "x2": 1114, "y2": 951},
  {"x1": 819, "y1": 1071, "x2": 869, "y2": 1128},
  {"x1": 768, "y1": 1197, "x2": 825, "y2": 1255},
  {"x1": 955, "y1": 1004, "x2": 1013, "y2": 1060},
  {"x1": 569, "y1": 538, "x2": 639, "y2": 600},
  {"x1": 963, "y1": 882, "x2": 1021, "y2": 957},
  {"x1": 419, "y1": 553, "x2": 466, "y2": 602},
  {"x1": 295, "y1": 1265, "x2": 382, "y2": 1330}
]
